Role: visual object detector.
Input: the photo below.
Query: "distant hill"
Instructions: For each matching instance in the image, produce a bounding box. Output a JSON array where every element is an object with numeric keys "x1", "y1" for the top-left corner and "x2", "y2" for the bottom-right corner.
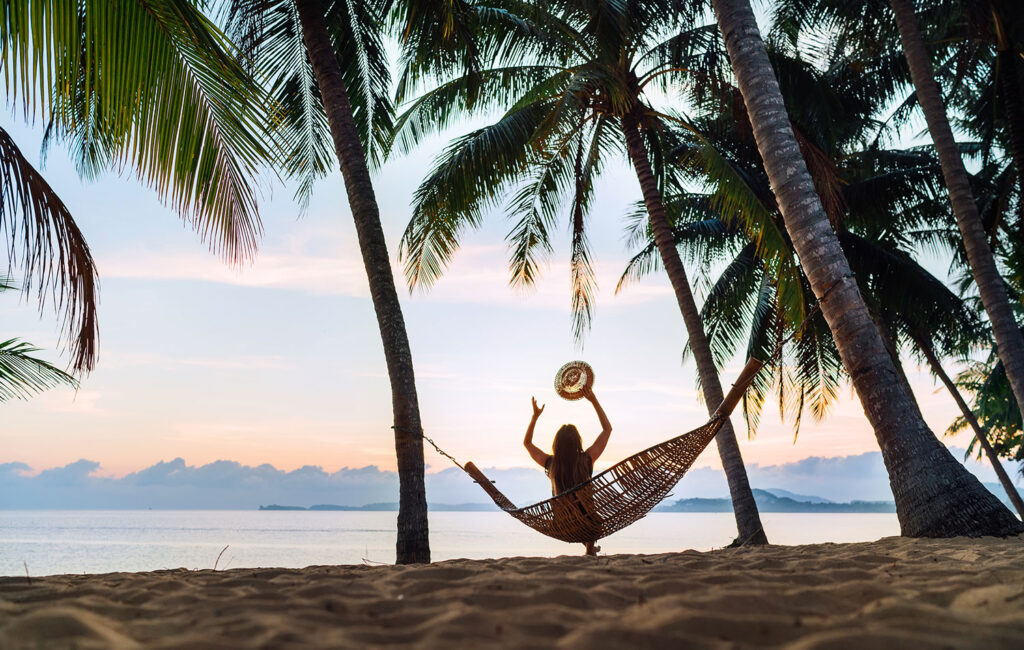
[
  {"x1": 654, "y1": 489, "x2": 895, "y2": 513},
  {"x1": 763, "y1": 488, "x2": 834, "y2": 504}
]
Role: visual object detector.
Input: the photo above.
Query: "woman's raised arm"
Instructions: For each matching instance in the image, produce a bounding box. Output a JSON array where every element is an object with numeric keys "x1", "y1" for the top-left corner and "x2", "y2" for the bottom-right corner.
[
  {"x1": 524, "y1": 397, "x2": 552, "y2": 468},
  {"x1": 583, "y1": 387, "x2": 612, "y2": 463}
]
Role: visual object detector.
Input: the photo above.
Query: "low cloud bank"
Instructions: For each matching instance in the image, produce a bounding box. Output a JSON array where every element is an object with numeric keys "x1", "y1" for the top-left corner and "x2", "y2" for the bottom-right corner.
[{"x1": 0, "y1": 450, "x2": 1014, "y2": 510}]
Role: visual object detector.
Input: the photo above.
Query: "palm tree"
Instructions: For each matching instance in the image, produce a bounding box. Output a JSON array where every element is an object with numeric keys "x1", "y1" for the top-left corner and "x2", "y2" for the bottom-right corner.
[
  {"x1": 949, "y1": 349, "x2": 1023, "y2": 476},
  {"x1": 393, "y1": 1, "x2": 768, "y2": 545},
  {"x1": 1, "y1": 0, "x2": 275, "y2": 374},
  {"x1": 772, "y1": 0, "x2": 1024, "y2": 207},
  {"x1": 619, "y1": 40, "x2": 930, "y2": 436},
  {"x1": 937, "y1": 1, "x2": 1024, "y2": 212},
  {"x1": 883, "y1": 0, "x2": 1024, "y2": 423},
  {"x1": 224, "y1": 0, "x2": 430, "y2": 563},
  {"x1": 944, "y1": 195, "x2": 1024, "y2": 511},
  {"x1": 770, "y1": 0, "x2": 1024, "y2": 518},
  {"x1": 709, "y1": 0, "x2": 1021, "y2": 535},
  {"x1": 0, "y1": 278, "x2": 78, "y2": 402}
]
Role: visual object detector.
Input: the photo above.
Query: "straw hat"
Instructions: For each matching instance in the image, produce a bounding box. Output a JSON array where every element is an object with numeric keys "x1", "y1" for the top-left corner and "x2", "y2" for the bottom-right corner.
[{"x1": 554, "y1": 360, "x2": 595, "y2": 400}]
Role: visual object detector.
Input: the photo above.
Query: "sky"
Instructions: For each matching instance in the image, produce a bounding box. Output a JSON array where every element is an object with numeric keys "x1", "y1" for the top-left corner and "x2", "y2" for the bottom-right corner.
[
  {"x1": 1, "y1": 18, "x2": 1020, "y2": 506},
  {"x1": 2, "y1": 111, "x2": 1013, "y2": 491}
]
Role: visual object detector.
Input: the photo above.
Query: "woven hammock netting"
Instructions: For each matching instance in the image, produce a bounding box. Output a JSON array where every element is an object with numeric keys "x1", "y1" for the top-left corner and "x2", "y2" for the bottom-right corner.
[
  {"x1": 464, "y1": 415, "x2": 728, "y2": 544},
  {"x1": 452, "y1": 280, "x2": 850, "y2": 544}
]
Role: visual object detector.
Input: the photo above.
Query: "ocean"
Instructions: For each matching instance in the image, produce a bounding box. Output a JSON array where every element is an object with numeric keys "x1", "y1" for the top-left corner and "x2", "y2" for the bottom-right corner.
[{"x1": 0, "y1": 510, "x2": 901, "y2": 576}]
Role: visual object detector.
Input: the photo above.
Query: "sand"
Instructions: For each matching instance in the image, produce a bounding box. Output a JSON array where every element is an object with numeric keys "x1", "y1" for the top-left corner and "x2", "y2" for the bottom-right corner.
[{"x1": 2, "y1": 536, "x2": 1023, "y2": 649}]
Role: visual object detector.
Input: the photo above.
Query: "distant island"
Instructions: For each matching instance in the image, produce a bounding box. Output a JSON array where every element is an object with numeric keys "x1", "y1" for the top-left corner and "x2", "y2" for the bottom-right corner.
[
  {"x1": 260, "y1": 488, "x2": 899, "y2": 513},
  {"x1": 654, "y1": 489, "x2": 895, "y2": 513}
]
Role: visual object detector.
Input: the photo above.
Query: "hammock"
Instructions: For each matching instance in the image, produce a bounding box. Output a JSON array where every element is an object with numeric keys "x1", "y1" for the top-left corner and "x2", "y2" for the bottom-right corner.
[
  {"x1": 457, "y1": 357, "x2": 765, "y2": 544},
  {"x1": 419, "y1": 275, "x2": 849, "y2": 545}
]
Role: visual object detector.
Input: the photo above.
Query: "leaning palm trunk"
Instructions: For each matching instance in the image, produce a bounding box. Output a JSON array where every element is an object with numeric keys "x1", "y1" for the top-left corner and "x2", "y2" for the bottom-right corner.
[
  {"x1": 711, "y1": 0, "x2": 1022, "y2": 536},
  {"x1": 913, "y1": 335, "x2": 1024, "y2": 520},
  {"x1": 295, "y1": 0, "x2": 429, "y2": 563},
  {"x1": 995, "y1": 18, "x2": 1024, "y2": 216},
  {"x1": 873, "y1": 314, "x2": 919, "y2": 410},
  {"x1": 889, "y1": 0, "x2": 1024, "y2": 417},
  {"x1": 621, "y1": 115, "x2": 768, "y2": 546}
]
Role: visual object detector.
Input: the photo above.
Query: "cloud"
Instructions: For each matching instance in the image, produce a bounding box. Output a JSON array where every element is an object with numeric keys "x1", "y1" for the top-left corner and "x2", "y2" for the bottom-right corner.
[
  {"x1": 33, "y1": 459, "x2": 102, "y2": 486},
  {"x1": 0, "y1": 462, "x2": 31, "y2": 477},
  {"x1": 99, "y1": 236, "x2": 671, "y2": 311},
  {"x1": 1, "y1": 450, "x2": 1015, "y2": 510},
  {"x1": 100, "y1": 248, "x2": 372, "y2": 297}
]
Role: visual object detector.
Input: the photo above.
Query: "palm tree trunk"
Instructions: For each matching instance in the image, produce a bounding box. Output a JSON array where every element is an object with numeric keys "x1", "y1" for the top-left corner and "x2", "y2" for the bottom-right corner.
[
  {"x1": 994, "y1": 14, "x2": 1024, "y2": 215},
  {"x1": 872, "y1": 312, "x2": 919, "y2": 410},
  {"x1": 997, "y1": 50, "x2": 1024, "y2": 213},
  {"x1": 296, "y1": 0, "x2": 429, "y2": 563},
  {"x1": 621, "y1": 115, "x2": 768, "y2": 546},
  {"x1": 889, "y1": 0, "x2": 1024, "y2": 417},
  {"x1": 710, "y1": 0, "x2": 1023, "y2": 536},
  {"x1": 913, "y1": 335, "x2": 1024, "y2": 520}
]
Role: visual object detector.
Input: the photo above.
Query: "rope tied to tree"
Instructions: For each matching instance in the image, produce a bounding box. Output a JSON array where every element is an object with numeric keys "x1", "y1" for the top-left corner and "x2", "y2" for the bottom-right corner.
[{"x1": 392, "y1": 425, "x2": 464, "y2": 470}]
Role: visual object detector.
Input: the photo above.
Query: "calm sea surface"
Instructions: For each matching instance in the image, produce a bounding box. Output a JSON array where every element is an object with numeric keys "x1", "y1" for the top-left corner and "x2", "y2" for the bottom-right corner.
[{"x1": 0, "y1": 510, "x2": 900, "y2": 577}]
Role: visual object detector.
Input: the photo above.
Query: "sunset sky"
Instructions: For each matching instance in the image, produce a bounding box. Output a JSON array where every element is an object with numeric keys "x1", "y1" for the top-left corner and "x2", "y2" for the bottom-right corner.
[{"x1": 0, "y1": 98, "x2": 1000, "y2": 486}]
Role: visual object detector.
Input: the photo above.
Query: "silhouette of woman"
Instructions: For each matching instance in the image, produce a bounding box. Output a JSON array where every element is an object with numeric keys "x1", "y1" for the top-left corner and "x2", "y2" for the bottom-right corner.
[{"x1": 523, "y1": 386, "x2": 612, "y2": 555}]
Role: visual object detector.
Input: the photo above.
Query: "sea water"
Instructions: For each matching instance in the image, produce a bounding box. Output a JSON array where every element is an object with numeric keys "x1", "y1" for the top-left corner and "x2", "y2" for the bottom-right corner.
[{"x1": 0, "y1": 510, "x2": 900, "y2": 576}]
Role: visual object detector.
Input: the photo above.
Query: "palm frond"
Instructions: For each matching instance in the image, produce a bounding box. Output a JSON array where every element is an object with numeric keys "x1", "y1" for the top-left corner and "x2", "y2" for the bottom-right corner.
[
  {"x1": 391, "y1": 65, "x2": 567, "y2": 156},
  {"x1": 328, "y1": 0, "x2": 394, "y2": 167},
  {"x1": 692, "y1": 243, "x2": 762, "y2": 369},
  {"x1": 0, "y1": 338, "x2": 78, "y2": 402},
  {"x1": 569, "y1": 125, "x2": 598, "y2": 340},
  {"x1": 5, "y1": 0, "x2": 273, "y2": 262},
  {"x1": 224, "y1": 0, "x2": 334, "y2": 208},
  {"x1": 0, "y1": 127, "x2": 98, "y2": 373},
  {"x1": 400, "y1": 101, "x2": 554, "y2": 289}
]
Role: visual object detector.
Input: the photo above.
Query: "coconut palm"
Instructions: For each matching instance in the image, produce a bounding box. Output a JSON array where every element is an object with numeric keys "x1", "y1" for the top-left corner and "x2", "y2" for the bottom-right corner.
[
  {"x1": 1, "y1": 0, "x2": 275, "y2": 374},
  {"x1": 769, "y1": 0, "x2": 1024, "y2": 438},
  {"x1": 619, "y1": 39, "x2": 934, "y2": 435},
  {"x1": 621, "y1": 34, "x2": 1023, "y2": 517},
  {"x1": 937, "y1": 1, "x2": 1024, "y2": 209},
  {"x1": 393, "y1": 0, "x2": 768, "y2": 545},
  {"x1": 949, "y1": 349, "x2": 1023, "y2": 473},
  {"x1": 944, "y1": 170, "x2": 1024, "y2": 506},
  {"x1": 885, "y1": 0, "x2": 1024, "y2": 447},
  {"x1": 223, "y1": 0, "x2": 430, "y2": 563},
  {"x1": 708, "y1": 0, "x2": 1021, "y2": 535},
  {"x1": 0, "y1": 278, "x2": 78, "y2": 402}
]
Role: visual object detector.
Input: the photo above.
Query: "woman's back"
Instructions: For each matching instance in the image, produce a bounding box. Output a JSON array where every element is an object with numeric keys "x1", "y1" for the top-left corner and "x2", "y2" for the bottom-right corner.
[{"x1": 545, "y1": 448, "x2": 593, "y2": 495}]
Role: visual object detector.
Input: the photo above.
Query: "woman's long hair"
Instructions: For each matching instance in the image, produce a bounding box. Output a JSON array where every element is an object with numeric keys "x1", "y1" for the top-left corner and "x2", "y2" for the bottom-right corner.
[{"x1": 550, "y1": 424, "x2": 593, "y2": 494}]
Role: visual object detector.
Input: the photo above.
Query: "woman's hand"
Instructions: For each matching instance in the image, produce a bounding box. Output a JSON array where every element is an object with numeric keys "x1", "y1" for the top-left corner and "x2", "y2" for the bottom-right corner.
[
  {"x1": 531, "y1": 396, "x2": 545, "y2": 418},
  {"x1": 525, "y1": 397, "x2": 552, "y2": 468},
  {"x1": 581, "y1": 386, "x2": 596, "y2": 403}
]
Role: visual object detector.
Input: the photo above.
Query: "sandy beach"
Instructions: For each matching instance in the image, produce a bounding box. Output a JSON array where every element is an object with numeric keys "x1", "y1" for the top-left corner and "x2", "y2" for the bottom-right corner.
[{"x1": 2, "y1": 535, "x2": 1023, "y2": 649}]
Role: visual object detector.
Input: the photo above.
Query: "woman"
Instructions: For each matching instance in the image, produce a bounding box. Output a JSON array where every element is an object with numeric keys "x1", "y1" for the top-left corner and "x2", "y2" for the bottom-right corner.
[{"x1": 523, "y1": 386, "x2": 612, "y2": 555}]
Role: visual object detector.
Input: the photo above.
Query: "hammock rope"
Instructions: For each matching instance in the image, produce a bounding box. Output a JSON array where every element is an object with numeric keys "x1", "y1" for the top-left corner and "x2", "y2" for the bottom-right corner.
[{"x1": 405, "y1": 273, "x2": 853, "y2": 544}]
